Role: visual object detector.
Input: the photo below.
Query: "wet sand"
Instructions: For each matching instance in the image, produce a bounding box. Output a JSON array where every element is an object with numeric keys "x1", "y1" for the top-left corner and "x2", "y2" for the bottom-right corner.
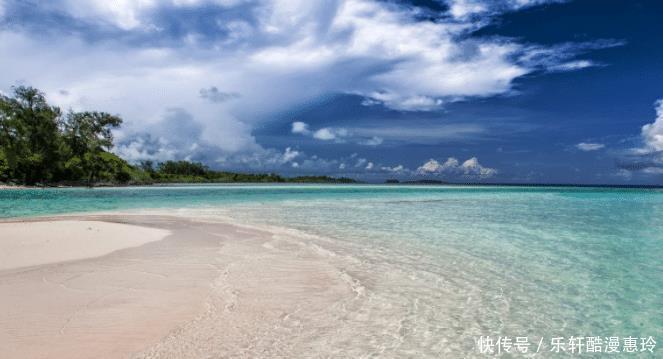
[{"x1": 0, "y1": 215, "x2": 353, "y2": 358}]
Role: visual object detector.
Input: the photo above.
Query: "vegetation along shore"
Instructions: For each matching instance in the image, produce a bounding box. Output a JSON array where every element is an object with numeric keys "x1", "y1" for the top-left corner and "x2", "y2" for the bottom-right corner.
[{"x1": 0, "y1": 87, "x2": 356, "y2": 187}]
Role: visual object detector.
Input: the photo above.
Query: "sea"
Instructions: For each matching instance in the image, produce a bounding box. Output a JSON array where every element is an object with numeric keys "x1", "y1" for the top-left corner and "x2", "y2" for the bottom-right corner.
[{"x1": 1, "y1": 184, "x2": 661, "y2": 356}]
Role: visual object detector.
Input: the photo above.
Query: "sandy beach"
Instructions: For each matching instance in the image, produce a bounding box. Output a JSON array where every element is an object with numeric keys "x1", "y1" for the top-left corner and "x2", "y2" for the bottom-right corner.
[
  {"x1": 0, "y1": 215, "x2": 353, "y2": 358},
  {"x1": 0, "y1": 220, "x2": 170, "y2": 271}
]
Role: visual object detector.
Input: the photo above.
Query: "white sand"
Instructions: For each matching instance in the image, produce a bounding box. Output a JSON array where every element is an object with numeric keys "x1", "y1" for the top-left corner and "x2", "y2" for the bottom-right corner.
[
  {"x1": 0, "y1": 220, "x2": 170, "y2": 270},
  {"x1": 0, "y1": 215, "x2": 353, "y2": 358}
]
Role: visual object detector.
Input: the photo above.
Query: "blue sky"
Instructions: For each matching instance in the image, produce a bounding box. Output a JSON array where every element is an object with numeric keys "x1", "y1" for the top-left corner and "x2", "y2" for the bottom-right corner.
[{"x1": 1, "y1": 0, "x2": 662, "y2": 184}]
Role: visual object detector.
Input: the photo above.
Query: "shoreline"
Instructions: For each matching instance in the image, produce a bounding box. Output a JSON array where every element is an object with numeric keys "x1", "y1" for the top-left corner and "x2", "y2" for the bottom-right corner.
[
  {"x1": 0, "y1": 213, "x2": 355, "y2": 358},
  {"x1": 2, "y1": 182, "x2": 662, "y2": 190}
]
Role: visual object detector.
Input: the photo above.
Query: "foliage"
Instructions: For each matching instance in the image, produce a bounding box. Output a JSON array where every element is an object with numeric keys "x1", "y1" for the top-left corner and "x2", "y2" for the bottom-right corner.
[
  {"x1": 288, "y1": 176, "x2": 357, "y2": 183},
  {"x1": 0, "y1": 148, "x2": 9, "y2": 182},
  {"x1": 63, "y1": 111, "x2": 123, "y2": 184},
  {"x1": 149, "y1": 162, "x2": 358, "y2": 183},
  {"x1": 0, "y1": 86, "x2": 358, "y2": 186},
  {"x1": 0, "y1": 86, "x2": 63, "y2": 184},
  {"x1": 0, "y1": 86, "x2": 127, "y2": 185}
]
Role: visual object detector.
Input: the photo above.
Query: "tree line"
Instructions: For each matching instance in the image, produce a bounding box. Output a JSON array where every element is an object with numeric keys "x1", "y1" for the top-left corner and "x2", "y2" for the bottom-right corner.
[
  {"x1": 138, "y1": 160, "x2": 356, "y2": 183},
  {"x1": 0, "y1": 86, "x2": 356, "y2": 186}
]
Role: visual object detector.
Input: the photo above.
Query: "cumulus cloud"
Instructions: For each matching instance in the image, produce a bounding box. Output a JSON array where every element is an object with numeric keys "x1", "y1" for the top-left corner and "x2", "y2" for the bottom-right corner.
[
  {"x1": 642, "y1": 99, "x2": 663, "y2": 152},
  {"x1": 417, "y1": 157, "x2": 497, "y2": 178},
  {"x1": 281, "y1": 147, "x2": 300, "y2": 163},
  {"x1": 460, "y1": 157, "x2": 498, "y2": 177},
  {"x1": 291, "y1": 121, "x2": 310, "y2": 135},
  {"x1": 616, "y1": 99, "x2": 663, "y2": 175},
  {"x1": 380, "y1": 164, "x2": 405, "y2": 173},
  {"x1": 114, "y1": 108, "x2": 208, "y2": 163},
  {"x1": 313, "y1": 127, "x2": 348, "y2": 141},
  {"x1": 418, "y1": 158, "x2": 457, "y2": 174},
  {"x1": 576, "y1": 142, "x2": 605, "y2": 151}
]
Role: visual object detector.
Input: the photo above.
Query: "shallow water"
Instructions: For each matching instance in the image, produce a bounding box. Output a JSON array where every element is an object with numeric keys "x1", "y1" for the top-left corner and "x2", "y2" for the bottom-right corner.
[{"x1": 2, "y1": 185, "x2": 662, "y2": 356}]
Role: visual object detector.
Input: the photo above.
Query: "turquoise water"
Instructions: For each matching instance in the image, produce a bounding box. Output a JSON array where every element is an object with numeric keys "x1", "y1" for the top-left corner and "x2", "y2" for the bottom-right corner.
[{"x1": 1, "y1": 184, "x2": 662, "y2": 355}]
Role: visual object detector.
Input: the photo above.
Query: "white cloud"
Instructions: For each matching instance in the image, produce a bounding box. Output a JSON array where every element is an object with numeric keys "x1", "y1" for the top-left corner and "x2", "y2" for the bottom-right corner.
[
  {"x1": 418, "y1": 159, "x2": 442, "y2": 173},
  {"x1": 417, "y1": 158, "x2": 460, "y2": 174},
  {"x1": 380, "y1": 164, "x2": 405, "y2": 173},
  {"x1": 447, "y1": 0, "x2": 488, "y2": 19},
  {"x1": 281, "y1": 147, "x2": 300, "y2": 163},
  {"x1": 365, "y1": 162, "x2": 374, "y2": 170},
  {"x1": 446, "y1": 0, "x2": 566, "y2": 19},
  {"x1": 115, "y1": 136, "x2": 178, "y2": 163},
  {"x1": 50, "y1": 0, "x2": 252, "y2": 30},
  {"x1": 313, "y1": 127, "x2": 348, "y2": 141},
  {"x1": 576, "y1": 142, "x2": 605, "y2": 151},
  {"x1": 367, "y1": 92, "x2": 444, "y2": 112},
  {"x1": 293, "y1": 122, "x2": 385, "y2": 146},
  {"x1": 617, "y1": 99, "x2": 663, "y2": 175},
  {"x1": 548, "y1": 60, "x2": 594, "y2": 72},
  {"x1": 642, "y1": 99, "x2": 663, "y2": 152},
  {"x1": 291, "y1": 121, "x2": 310, "y2": 135},
  {"x1": 461, "y1": 157, "x2": 497, "y2": 177},
  {"x1": 519, "y1": 40, "x2": 622, "y2": 74},
  {"x1": 417, "y1": 156, "x2": 497, "y2": 178},
  {"x1": 359, "y1": 136, "x2": 383, "y2": 146}
]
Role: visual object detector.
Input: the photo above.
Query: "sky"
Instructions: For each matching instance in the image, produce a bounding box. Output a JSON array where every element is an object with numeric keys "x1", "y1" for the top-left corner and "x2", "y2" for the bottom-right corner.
[{"x1": 1, "y1": 0, "x2": 662, "y2": 184}]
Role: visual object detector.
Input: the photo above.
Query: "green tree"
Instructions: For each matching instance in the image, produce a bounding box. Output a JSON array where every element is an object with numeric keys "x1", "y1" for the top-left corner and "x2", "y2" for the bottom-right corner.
[
  {"x1": 0, "y1": 148, "x2": 9, "y2": 182},
  {"x1": 158, "y1": 161, "x2": 209, "y2": 176},
  {"x1": 63, "y1": 111, "x2": 123, "y2": 185},
  {"x1": 0, "y1": 86, "x2": 63, "y2": 184}
]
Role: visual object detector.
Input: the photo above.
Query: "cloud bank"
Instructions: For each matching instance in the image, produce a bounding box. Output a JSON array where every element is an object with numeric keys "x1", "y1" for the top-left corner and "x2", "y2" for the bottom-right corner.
[{"x1": 417, "y1": 157, "x2": 497, "y2": 178}]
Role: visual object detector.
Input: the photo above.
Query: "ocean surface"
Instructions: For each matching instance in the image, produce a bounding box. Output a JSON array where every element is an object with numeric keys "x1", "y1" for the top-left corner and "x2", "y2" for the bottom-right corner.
[{"x1": 2, "y1": 184, "x2": 662, "y2": 355}]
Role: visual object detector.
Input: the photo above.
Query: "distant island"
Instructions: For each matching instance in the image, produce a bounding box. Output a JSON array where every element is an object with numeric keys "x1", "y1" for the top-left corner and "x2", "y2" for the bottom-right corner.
[
  {"x1": 385, "y1": 179, "x2": 449, "y2": 185},
  {"x1": 119, "y1": 160, "x2": 358, "y2": 185},
  {"x1": 0, "y1": 86, "x2": 356, "y2": 187}
]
